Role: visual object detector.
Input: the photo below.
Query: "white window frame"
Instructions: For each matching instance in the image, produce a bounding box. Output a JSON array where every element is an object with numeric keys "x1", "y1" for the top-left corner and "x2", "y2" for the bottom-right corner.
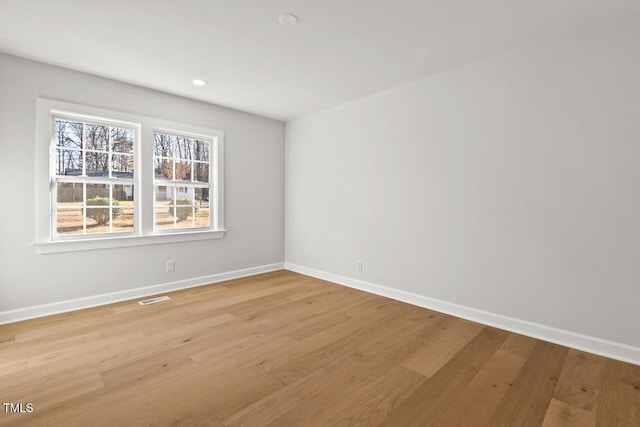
[
  {"x1": 51, "y1": 112, "x2": 141, "y2": 240},
  {"x1": 152, "y1": 128, "x2": 219, "y2": 233},
  {"x1": 35, "y1": 98, "x2": 225, "y2": 254}
]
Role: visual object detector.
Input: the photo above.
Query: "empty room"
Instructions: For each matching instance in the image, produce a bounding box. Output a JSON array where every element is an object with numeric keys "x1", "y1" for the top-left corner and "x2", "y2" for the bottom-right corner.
[{"x1": 1, "y1": 1, "x2": 639, "y2": 426}]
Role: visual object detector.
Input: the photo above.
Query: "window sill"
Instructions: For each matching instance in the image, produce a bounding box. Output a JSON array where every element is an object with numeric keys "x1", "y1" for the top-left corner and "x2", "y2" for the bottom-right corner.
[{"x1": 35, "y1": 230, "x2": 226, "y2": 254}]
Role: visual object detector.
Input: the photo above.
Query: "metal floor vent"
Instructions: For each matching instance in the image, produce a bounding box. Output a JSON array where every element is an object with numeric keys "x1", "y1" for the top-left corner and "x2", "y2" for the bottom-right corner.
[{"x1": 138, "y1": 296, "x2": 171, "y2": 306}]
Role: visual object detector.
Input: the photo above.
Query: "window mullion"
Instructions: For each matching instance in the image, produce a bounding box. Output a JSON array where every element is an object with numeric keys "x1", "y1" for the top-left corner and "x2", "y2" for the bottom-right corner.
[
  {"x1": 108, "y1": 127, "x2": 113, "y2": 233},
  {"x1": 82, "y1": 122, "x2": 87, "y2": 177},
  {"x1": 82, "y1": 182, "x2": 87, "y2": 234},
  {"x1": 108, "y1": 125, "x2": 113, "y2": 179},
  {"x1": 109, "y1": 183, "x2": 113, "y2": 234},
  {"x1": 190, "y1": 138, "x2": 194, "y2": 184},
  {"x1": 173, "y1": 186, "x2": 177, "y2": 229},
  {"x1": 55, "y1": 175, "x2": 134, "y2": 184}
]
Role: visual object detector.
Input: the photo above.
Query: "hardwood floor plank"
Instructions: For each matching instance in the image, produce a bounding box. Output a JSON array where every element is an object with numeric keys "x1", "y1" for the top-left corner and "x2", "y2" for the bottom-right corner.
[
  {"x1": 1, "y1": 331, "x2": 102, "y2": 365},
  {"x1": 379, "y1": 327, "x2": 509, "y2": 426},
  {"x1": 542, "y1": 398, "x2": 597, "y2": 427},
  {"x1": 500, "y1": 333, "x2": 539, "y2": 358},
  {"x1": 12, "y1": 307, "x2": 120, "y2": 343},
  {"x1": 287, "y1": 312, "x2": 352, "y2": 340},
  {"x1": 553, "y1": 349, "x2": 606, "y2": 413},
  {"x1": 323, "y1": 366, "x2": 427, "y2": 427},
  {"x1": 216, "y1": 287, "x2": 307, "y2": 318},
  {"x1": 433, "y1": 334, "x2": 535, "y2": 427},
  {"x1": 182, "y1": 281, "x2": 302, "y2": 314},
  {"x1": 596, "y1": 359, "x2": 640, "y2": 426},
  {"x1": 0, "y1": 359, "x2": 27, "y2": 376},
  {"x1": 99, "y1": 349, "x2": 196, "y2": 389},
  {"x1": 617, "y1": 361, "x2": 640, "y2": 425},
  {"x1": 486, "y1": 340, "x2": 569, "y2": 426},
  {"x1": 285, "y1": 285, "x2": 337, "y2": 301},
  {"x1": 404, "y1": 317, "x2": 485, "y2": 377},
  {"x1": 26, "y1": 331, "x2": 146, "y2": 369},
  {"x1": 0, "y1": 334, "x2": 15, "y2": 345}
]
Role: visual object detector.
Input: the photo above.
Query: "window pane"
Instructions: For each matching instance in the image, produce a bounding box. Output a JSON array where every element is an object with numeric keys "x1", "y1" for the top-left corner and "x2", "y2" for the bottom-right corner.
[
  {"x1": 54, "y1": 120, "x2": 83, "y2": 149},
  {"x1": 174, "y1": 196, "x2": 194, "y2": 228},
  {"x1": 195, "y1": 188, "x2": 210, "y2": 228},
  {"x1": 175, "y1": 161, "x2": 191, "y2": 181},
  {"x1": 113, "y1": 205, "x2": 134, "y2": 233},
  {"x1": 155, "y1": 211, "x2": 174, "y2": 230},
  {"x1": 86, "y1": 183, "x2": 109, "y2": 199},
  {"x1": 194, "y1": 187, "x2": 209, "y2": 202},
  {"x1": 194, "y1": 162, "x2": 209, "y2": 183},
  {"x1": 154, "y1": 187, "x2": 173, "y2": 229},
  {"x1": 111, "y1": 128, "x2": 134, "y2": 154},
  {"x1": 113, "y1": 184, "x2": 133, "y2": 203},
  {"x1": 56, "y1": 182, "x2": 83, "y2": 205},
  {"x1": 196, "y1": 208, "x2": 210, "y2": 228},
  {"x1": 154, "y1": 133, "x2": 174, "y2": 158},
  {"x1": 155, "y1": 185, "x2": 170, "y2": 202},
  {"x1": 155, "y1": 157, "x2": 172, "y2": 180},
  {"x1": 56, "y1": 208, "x2": 83, "y2": 235},
  {"x1": 86, "y1": 152, "x2": 109, "y2": 177},
  {"x1": 175, "y1": 188, "x2": 194, "y2": 205},
  {"x1": 55, "y1": 149, "x2": 83, "y2": 176},
  {"x1": 85, "y1": 124, "x2": 109, "y2": 151},
  {"x1": 109, "y1": 185, "x2": 133, "y2": 233},
  {"x1": 174, "y1": 137, "x2": 192, "y2": 160},
  {"x1": 86, "y1": 189, "x2": 113, "y2": 232},
  {"x1": 194, "y1": 140, "x2": 210, "y2": 162},
  {"x1": 112, "y1": 154, "x2": 134, "y2": 177},
  {"x1": 86, "y1": 207, "x2": 111, "y2": 233},
  {"x1": 176, "y1": 213, "x2": 195, "y2": 229}
]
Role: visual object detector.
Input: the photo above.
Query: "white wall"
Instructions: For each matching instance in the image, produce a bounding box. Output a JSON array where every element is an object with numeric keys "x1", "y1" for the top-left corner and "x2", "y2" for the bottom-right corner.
[
  {"x1": 0, "y1": 53, "x2": 284, "y2": 313},
  {"x1": 285, "y1": 22, "x2": 640, "y2": 350}
]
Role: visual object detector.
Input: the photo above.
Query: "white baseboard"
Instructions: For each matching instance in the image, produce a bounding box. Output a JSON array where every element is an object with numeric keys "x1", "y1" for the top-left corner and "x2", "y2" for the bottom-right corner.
[
  {"x1": 0, "y1": 263, "x2": 285, "y2": 325},
  {"x1": 285, "y1": 262, "x2": 640, "y2": 366}
]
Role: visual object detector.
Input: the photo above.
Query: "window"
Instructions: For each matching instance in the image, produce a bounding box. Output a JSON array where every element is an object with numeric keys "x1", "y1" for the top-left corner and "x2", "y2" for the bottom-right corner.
[
  {"x1": 53, "y1": 116, "x2": 138, "y2": 237},
  {"x1": 36, "y1": 99, "x2": 224, "y2": 253},
  {"x1": 153, "y1": 131, "x2": 213, "y2": 231}
]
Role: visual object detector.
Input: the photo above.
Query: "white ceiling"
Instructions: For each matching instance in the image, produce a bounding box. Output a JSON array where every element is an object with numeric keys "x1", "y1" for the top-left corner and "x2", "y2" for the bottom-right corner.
[{"x1": 1, "y1": 0, "x2": 639, "y2": 121}]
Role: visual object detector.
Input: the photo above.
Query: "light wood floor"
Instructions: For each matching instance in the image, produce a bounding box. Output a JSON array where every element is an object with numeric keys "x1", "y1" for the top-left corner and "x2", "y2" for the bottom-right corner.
[{"x1": 1, "y1": 270, "x2": 639, "y2": 426}]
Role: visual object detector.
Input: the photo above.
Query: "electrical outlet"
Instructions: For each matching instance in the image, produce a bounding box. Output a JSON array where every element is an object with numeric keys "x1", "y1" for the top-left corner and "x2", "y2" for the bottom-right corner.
[
  {"x1": 166, "y1": 260, "x2": 175, "y2": 273},
  {"x1": 356, "y1": 260, "x2": 363, "y2": 271}
]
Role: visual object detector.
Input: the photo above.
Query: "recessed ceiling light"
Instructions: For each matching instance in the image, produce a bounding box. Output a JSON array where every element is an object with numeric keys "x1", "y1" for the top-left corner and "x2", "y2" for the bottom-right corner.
[
  {"x1": 279, "y1": 13, "x2": 298, "y2": 26},
  {"x1": 192, "y1": 79, "x2": 207, "y2": 86}
]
